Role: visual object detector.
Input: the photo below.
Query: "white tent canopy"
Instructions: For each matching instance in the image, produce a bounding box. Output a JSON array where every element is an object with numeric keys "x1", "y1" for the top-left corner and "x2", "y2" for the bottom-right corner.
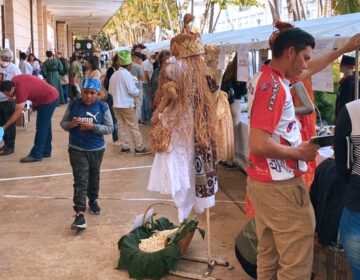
[{"x1": 144, "y1": 12, "x2": 360, "y2": 52}]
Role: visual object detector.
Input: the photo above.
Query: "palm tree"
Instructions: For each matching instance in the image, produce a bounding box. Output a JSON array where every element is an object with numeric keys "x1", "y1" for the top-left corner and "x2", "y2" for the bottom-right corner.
[{"x1": 332, "y1": 0, "x2": 360, "y2": 15}]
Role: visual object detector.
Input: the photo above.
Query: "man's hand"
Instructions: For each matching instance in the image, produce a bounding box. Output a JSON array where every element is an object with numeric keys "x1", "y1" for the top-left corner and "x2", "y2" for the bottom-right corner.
[
  {"x1": 79, "y1": 121, "x2": 94, "y2": 131},
  {"x1": 296, "y1": 141, "x2": 319, "y2": 162},
  {"x1": 69, "y1": 117, "x2": 81, "y2": 128},
  {"x1": 301, "y1": 33, "x2": 360, "y2": 80},
  {"x1": 340, "y1": 33, "x2": 360, "y2": 53}
]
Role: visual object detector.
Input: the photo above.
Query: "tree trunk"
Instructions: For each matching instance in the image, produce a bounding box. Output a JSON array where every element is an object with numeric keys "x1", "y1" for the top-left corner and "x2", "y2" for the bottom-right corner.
[
  {"x1": 286, "y1": 0, "x2": 294, "y2": 20},
  {"x1": 163, "y1": 0, "x2": 175, "y2": 35},
  {"x1": 212, "y1": 9, "x2": 222, "y2": 33},
  {"x1": 294, "y1": 0, "x2": 301, "y2": 20},
  {"x1": 225, "y1": 8, "x2": 235, "y2": 30},
  {"x1": 268, "y1": 0, "x2": 280, "y2": 22},
  {"x1": 208, "y1": 1, "x2": 215, "y2": 34},
  {"x1": 323, "y1": 0, "x2": 330, "y2": 17},
  {"x1": 201, "y1": 1, "x2": 211, "y2": 34},
  {"x1": 297, "y1": 0, "x2": 306, "y2": 19}
]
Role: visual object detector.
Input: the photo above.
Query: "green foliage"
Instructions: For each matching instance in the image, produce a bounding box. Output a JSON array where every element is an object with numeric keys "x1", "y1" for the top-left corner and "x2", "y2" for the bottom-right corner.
[
  {"x1": 314, "y1": 62, "x2": 340, "y2": 125},
  {"x1": 210, "y1": 0, "x2": 261, "y2": 10},
  {"x1": 104, "y1": 0, "x2": 182, "y2": 45},
  {"x1": 117, "y1": 216, "x2": 203, "y2": 280},
  {"x1": 332, "y1": 0, "x2": 360, "y2": 15},
  {"x1": 93, "y1": 32, "x2": 111, "y2": 51}
]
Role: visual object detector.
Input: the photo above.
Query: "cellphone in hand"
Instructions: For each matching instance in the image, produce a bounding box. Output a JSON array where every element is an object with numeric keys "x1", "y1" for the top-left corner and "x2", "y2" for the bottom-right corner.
[{"x1": 309, "y1": 135, "x2": 334, "y2": 147}]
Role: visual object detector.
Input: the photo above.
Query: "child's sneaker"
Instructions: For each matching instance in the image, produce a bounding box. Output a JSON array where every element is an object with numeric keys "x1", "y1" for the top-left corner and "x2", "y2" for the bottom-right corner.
[
  {"x1": 89, "y1": 200, "x2": 101, "y2": 215},
  {"x1": 71, "y1": 214, "x2": 86, "y2": 230},
  {"x1": 134, "y1": 148, "x2": 152, "y2": 156}
]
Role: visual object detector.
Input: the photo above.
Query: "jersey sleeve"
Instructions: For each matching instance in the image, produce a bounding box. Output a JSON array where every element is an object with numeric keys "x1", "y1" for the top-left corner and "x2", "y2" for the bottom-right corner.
[{"x1": 250, "y1": 75, "x2": 286, "y2": 135}]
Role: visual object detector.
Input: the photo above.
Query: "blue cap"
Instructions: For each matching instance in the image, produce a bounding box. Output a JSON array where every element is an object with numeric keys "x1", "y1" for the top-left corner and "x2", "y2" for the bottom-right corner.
[{"x1": 83, "y1": 78, "x2": 101, "y2": 92}]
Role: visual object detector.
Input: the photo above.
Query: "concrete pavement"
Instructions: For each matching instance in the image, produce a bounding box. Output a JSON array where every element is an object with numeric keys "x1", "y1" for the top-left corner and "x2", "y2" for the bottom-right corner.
[{"x1": 0, "y1": 105, "x2": 252, "y2": 280}]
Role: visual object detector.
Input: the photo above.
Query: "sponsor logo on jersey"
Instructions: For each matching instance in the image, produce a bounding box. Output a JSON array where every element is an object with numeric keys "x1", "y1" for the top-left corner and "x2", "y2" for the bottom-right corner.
[
  {"x1": 260, "y1": 82, "x2": 272, "y2": 91},
  {"x1": 268, "y1": 74, "x2": 279, "y2": 111},
  {"x1": 287, "y1": 120, "x2": 296, "y2": 132},
  {"x1": 269, "y1": 159, "x2": 292, "y2": 173}
]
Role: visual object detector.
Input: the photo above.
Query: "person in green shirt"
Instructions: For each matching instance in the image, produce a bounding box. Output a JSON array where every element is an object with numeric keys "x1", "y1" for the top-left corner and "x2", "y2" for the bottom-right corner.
[
  {"x1": 69, "y1": 52, "x2": 84, "y2": 100},
  {"x1": 41, "y1": 50, "x2": 64, "y2": 104}
]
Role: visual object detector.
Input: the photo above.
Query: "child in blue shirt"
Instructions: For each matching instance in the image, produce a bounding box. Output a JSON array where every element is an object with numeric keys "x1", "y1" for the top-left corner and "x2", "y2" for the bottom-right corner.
[{"x1": 60, "y1": 78, "x2": 113, "y2": 230}]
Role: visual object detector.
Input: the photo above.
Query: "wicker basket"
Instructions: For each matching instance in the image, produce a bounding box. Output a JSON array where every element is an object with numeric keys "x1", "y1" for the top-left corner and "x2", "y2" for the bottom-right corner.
[
  {"x1": 143, "y1": 202, "x2": 195, "y2": 255},
  {"x1": 312, "y1": 241, "x2": 353, "y2": 280}
]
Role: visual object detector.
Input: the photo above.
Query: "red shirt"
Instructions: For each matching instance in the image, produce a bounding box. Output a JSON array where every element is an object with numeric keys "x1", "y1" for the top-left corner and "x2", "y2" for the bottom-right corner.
[
  {"x1": 246, "y1": 65, "x2": 307, "y2": 182},
  {"x1": 12, "y1": 74, "x2": 58, "y2": 106}
]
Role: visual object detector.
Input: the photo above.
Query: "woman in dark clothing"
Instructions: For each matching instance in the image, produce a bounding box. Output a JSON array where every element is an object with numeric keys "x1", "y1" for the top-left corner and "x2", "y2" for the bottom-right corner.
[
  {"x1": 150, "y1": 50, "x2": 171, "y2": 109},
  {"x1": 104, "y1": 54, "x2": 121, "y2": 145},
  {"x1": 335, "y1": 99, "x2": 360, "y2": 279}
]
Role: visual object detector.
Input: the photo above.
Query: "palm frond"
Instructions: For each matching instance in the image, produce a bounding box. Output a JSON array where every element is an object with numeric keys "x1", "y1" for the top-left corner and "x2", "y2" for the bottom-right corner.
[{"x1": 332, "y1": 0, "x2": 360, "y2": 15}]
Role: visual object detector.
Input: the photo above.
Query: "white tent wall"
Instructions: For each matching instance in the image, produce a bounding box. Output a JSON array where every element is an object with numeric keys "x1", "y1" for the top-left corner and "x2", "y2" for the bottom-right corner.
[{"x1": 144, "y1": 12, "x2": 360, "y2": 53}]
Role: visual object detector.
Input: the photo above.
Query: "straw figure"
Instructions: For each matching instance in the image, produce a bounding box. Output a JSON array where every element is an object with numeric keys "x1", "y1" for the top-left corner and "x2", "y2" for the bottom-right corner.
[
  {"x1": 204, "y1": 44, "x2": 235, "y2": 164},
  {"x1": 148, "y1": 14, "x2": 219, "y2": 223}
]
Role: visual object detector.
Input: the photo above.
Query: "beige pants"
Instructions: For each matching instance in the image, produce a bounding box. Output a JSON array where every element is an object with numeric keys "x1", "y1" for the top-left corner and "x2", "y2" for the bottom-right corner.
[
  {"x1": 134, "y1": 89, "x2": 143, "y2": 121},
  {"x1": 247, "y1": 176, "x2": 315, "y2": 280},
  {"x1": 113, "y1": 107, "x2": 144, "y2": 151}
]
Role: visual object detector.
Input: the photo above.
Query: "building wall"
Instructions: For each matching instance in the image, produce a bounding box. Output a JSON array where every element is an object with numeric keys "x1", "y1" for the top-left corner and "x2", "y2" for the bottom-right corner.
[
  {"x1": 32, "y1": 0, "x2": 39, "y2": 58},
  {"x1": 42, "y1": 5, "x2": 47, "y2": 60},
  {"x1": 4, "y1": 0, "x2": 55, "y2": 64},
  {"x1": 0, "y1": 3, "x2": 3, "y2": 48},
  {"x1": 8, "y1": 0, "x2": 32, "y2": 63},
  {"x1": 37, "y1": 0, "x2": 45, "y2": 61},
  {"x1": 56, "y1": 22, "x2": 67, "y2": 57},
  {"x1": 2, "y1": 0, "x2": 90, "y2": 63},
  {"x1": 67, "y1": 29, "x2": 73, "y2": 58},
  {"x1": 4, "y1": 0, "x2": 15, "y2": 59}
]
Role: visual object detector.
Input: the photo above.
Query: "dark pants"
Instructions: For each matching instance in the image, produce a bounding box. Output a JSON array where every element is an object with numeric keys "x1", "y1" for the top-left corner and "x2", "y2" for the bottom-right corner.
[
  {"x1": 340, "y1": 207, "x2": 360, "y2": 279},
  {"x1": 106, "y1": 94, "x2": 118, "y2": 142},
  {"x1": 62, "y1": 85, "x2": 69, "y2": 104},
  {"x1": 29, "y1": 98, "x2": 58, "y2": 159},
  {"x1": 141, "y1": 83, "x2": 152, "y2": 121},
  {"x1": 68, "y1": 147, "x2": 105, "y2": 212},
  {"x1": 0, "y1": 100, "x2": 16, "y2": 149}
]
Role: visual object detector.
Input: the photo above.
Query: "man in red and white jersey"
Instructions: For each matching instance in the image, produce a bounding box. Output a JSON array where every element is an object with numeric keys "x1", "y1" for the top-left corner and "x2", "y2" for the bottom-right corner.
[{"x1": 247, "y1": 29, "x2": 360, "y2": 280}]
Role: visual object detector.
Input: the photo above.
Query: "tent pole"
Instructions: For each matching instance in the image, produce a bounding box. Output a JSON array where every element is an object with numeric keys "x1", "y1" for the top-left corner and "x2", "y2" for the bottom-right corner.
[
  {"x1": 206, "y1": 208, "x2": 211, "y2": 265},
  {"x1": 355, "y1": 49, "x2": 359, "y2": 100}
]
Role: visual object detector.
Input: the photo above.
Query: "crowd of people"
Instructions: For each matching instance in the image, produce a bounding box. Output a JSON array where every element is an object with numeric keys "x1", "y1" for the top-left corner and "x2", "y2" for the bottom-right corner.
[{"x1": 0, "y1": 15, "x2": 360, "y2": 279}]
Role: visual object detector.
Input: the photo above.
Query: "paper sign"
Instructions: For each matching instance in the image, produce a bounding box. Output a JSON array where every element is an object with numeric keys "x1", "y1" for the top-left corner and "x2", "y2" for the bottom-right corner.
[
  {"x1": 217, "y1": 54, "x2": 226, "y2": 70},
  {"x1": 133, "y1": 208, "x2": 153, "y2": 229},
  {"x1": 236, "y1": 44, "x2": 250, "y2": 82},
  {"x1": 311, "y1": 38, "x2": 337, "y2": 92}
]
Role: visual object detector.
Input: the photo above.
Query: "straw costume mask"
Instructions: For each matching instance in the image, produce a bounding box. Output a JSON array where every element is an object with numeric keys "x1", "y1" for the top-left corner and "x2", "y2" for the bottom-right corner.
[{"x1": 153, "y1": 14, "x2": 218, "y2": 147}]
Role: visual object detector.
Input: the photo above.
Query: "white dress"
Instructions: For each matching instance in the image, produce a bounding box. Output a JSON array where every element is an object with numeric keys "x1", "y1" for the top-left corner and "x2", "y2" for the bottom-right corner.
[{"x1": 147, "y1": 105, "x2": 218, "y2": 223}]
